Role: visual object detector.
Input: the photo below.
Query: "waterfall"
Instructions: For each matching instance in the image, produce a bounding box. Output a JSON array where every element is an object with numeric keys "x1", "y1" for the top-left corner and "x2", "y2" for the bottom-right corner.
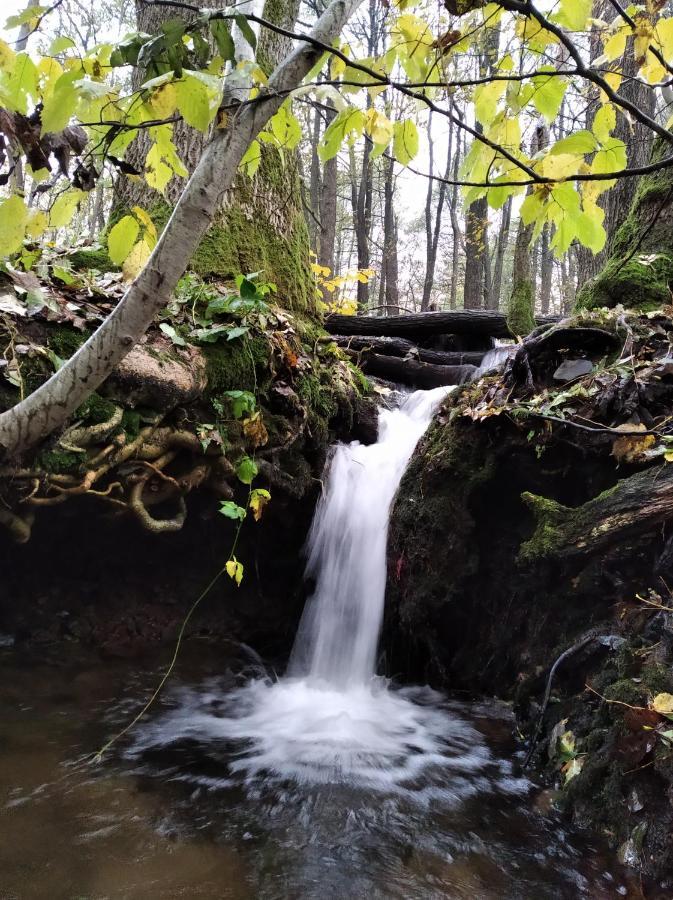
[
  {"x1": 130, "y1": 385, "x2": 504, "y2": 793},
  {"x1": 290, "y1": 385, "x2": 453, "y2": 687}
]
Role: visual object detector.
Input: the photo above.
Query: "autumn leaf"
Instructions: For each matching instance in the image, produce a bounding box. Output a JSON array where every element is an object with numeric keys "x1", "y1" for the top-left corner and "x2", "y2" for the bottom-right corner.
[
  {"x1": 652, "y1": 693, "x2": 673, "y2": 716},
  {"x1": 243, "y1": 411, "x2": 268, "y2": 448},
  {"x1": 249, "y1": 488, "x2": 271, "y2": 522},
  {"x1": 225, "y1": 557, "x2": 244, "y2": 586}
]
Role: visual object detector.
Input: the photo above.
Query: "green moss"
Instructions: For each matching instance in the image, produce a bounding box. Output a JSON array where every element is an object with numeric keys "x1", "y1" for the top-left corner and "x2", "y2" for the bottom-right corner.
[
  {"x1": 140, "y1": 148, "x2": 315, "y2": 315},
  {"x1": 75, "y1": 392, "x2": 118, "y2": 424},
  {"x1": 48, "y1": 325, "x2": 90, "y2": 360},
  {"x1": 507, "y1": 280, "x2": 535, "y2": 337},
  {"x1": 576, "y1": 253, "x2": 673, "y2": 312},
  {"x1": 642, "y1": 662, "x2": 673, "y2": 696},
  {"x1": 36, "y1": 448, "x2": 82, "y2": 474},
  {"x1": 603, "y1": 678, "x2": 648, "y2": 707},
  {"x1": 203, "y1": 336, "x2": 272, "y2": 397},
  {"x1": 121, "y1": 409, "x2": 141, "y2": 439},
  {"x1": 575, "y1": 136, "x2": 673, "y2": 313},
  {"x1": 518, "y1": 492, "x2": 569, "y2": 562},
  {"x1": 68, "y1": 247, "x2": 116, "y2": 272}
]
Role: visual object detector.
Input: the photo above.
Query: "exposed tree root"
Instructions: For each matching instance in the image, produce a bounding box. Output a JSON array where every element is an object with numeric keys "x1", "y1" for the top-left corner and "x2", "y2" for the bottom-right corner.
[
  {"x1": 128, "y1": 480, "x2": 187, "y2": 533},
  {"x1": 0, "y1": 508, "x2": 34, "y2": 543}
]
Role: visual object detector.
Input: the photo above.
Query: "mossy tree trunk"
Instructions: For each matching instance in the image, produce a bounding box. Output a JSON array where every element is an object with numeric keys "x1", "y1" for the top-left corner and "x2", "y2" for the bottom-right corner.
[
  {"x1": 507, "y1": 213, "x2": 535, "y2": 337},
  {"x1": 114, "y1": 0, "x2": 315, "y2": 314},
  {"x1": 576, "y1": 136, "x2": 673, "y2": 312}
]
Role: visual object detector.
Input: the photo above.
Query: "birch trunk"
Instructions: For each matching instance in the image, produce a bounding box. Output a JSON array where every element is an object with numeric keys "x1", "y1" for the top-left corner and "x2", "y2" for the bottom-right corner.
[{"x1": 0, "y1": 0, "x2": 364, "y2": 458}]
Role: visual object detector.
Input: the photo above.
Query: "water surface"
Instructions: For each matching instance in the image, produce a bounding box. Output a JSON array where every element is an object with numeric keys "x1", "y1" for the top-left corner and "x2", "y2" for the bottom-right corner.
[{"x1": 0, "y1": 646, "x2": 640, "y2": 900}]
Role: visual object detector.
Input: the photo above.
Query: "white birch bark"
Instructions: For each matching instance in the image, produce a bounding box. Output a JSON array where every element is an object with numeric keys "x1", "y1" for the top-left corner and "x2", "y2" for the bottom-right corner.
[{"x1": 0, "y1": 0, "x2": 363, "y2": 458}]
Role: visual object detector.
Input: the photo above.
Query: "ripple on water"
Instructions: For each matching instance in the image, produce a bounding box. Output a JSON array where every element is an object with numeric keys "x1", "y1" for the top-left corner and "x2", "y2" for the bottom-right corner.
[{"x1": 128, "y1": 677, "x2": 529, "y2": 802}]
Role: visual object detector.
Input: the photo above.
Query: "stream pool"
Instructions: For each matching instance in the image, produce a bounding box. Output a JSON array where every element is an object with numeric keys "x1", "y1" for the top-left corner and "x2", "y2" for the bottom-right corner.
[{"x1": 1, "y1": 644, "x2": 642, "y2": 900}]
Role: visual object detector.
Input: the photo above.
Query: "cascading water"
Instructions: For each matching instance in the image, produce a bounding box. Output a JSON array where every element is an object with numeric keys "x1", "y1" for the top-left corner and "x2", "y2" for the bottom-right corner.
[
  {"x1": 130, "y1": 388, "x2": 515, "y2": 793},
  {"x1": 289, "y1": 385, "x2": 452, "y2": 687}
]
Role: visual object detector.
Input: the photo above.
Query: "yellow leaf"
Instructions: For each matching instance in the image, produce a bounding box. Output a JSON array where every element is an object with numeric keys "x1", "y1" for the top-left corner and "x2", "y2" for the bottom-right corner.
[
  {"x1": 603, "y1": 30, "x2": 627, "y2": 62},
  {"x1": 653, "y1": 693, "x2": 673, "y2": 715},
  {"x1": 49, "y1": 190, "x2": 84, "y2": 228},
  {"x1": 611, "y1": 426, "x2": 656, "y2": 464},
  {"x1": 249, "y1": 488, "x2": 271, "y2": 522},
  {"x1": 122, "y1": 238, "x2": 152, "y2": 282},
  {"x1": 364, "y1": 108, "x2": 393, "y2": 146},
  {"x1": 149, "y1": 81, "x2": 178, "y2": 118},
  {"x1": 243, "y1": 412, "x2": 268, "y2": 448},
  {"x1": 131, "y1": 205, "x2": 157, "y2": 244},
  {"x1": 25, "y1": 209, "x2": 48, "y2": 239},
  {"x1": 0, "y1": 195, "x2": 28, "y2": 255},
  {"x1": 225, "y1": 557, "x2": 244, "y2": 586}
]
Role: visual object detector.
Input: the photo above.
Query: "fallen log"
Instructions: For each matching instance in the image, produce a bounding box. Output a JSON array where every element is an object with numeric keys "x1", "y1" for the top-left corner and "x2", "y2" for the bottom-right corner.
[
  {"x1": 325, "y1": 310, "x2": 559, "y2": 339},
  {"x1": 519, "y1": 462, "x2": 673, "y2": 565},
  {"x1": 353, "y1": 351, "x2": 476, "y2": 388},
  {"x1": 333, "y1": 335, "x2": 485, "y2": 367}
]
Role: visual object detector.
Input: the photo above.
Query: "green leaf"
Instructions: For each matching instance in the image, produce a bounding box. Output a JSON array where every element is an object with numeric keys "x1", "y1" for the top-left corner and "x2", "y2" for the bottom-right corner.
[
  {"x1": 474, "y1": 80, "x2": 506, "y2": 126},
  {"x1": 223, "y1": 390, "x2": 256, "y2": 418},
  {"x1": 0, "y1": 195, "x2": 28, "y2": 255},
  {"x1": 555, "y1": 0, "x2": 591, "y2": 31},
  {"x1": 210, "y1": 19, "x2": 235, "y2": 62},
  {"x1": 236, "y1": 455, "x2": 258, "y2": 485},
  {"x1": 234, "y1": 13, "x2": 257, "y2": 51},
  {"x1": 49, "y1": 36, "x2": 76, "y2": 54},
  {"x1": 238, "y1": 277, "x2": 259, "y2": 299},
  {"x1": 550, "y1": 130, "x2": 598, "y2": 155},
  {"x1": 107, "y1": 215, "x2": 140, "y2": 265},
  {"x1": 219, "y1": 500, "x2": 246, "y2": 521},
  {"x1": 319, "y1": 107, "x2": 365, "y2": 162},
  {"x1": 393, "y1": 119, "x2": 419, "y2": 166},
  {"x1": 175, "y1": 75, "x2": 212, "y2": 132},
  {"x1": 41, "y1": 70, "x2": 78, "y2": 133},
  {"x1": 531, "y1": 71, "x2": 567, "y2": 123},
  {"x1": 591, "y1": 138, "x2": 627, "y2": 175},
  {"x1": 5, "y1": 52, "x2": 38, "y2": 115},
  {"x1": 593, "y1": 104, "x2": 616, "y2": 144},
  {"x1": 51, "y1": 264, "x2": 78, "y2": 285},
  {"x1": 269, "y1": 106, "x2": 302, "y2": 149},
  {"x1": 226, "y1": 325, "x2": 250, "y2": 341},
  {"x1": 575, "y1": 211, "x2": 606, "y2": 253},
  {"x1": 5, "y1": 6, "x2": 48, "y2": 29},
  {"x1": 159, "y1": 322, "x2": 187, "y2": 346}
]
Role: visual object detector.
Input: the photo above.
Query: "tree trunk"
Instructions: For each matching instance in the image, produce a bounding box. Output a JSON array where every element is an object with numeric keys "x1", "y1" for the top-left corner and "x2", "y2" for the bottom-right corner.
[
  {"x1": 383, "y1": 155, "x2": 399, "y2": 314},
  {"x1": 421, "y1": 112, "x2": 452, "y2": 312},
  {"x1": 325, "y1": 310, "x2": 557, "y2": 339},
  {"x1": 463, "y1": 195, "x2": 488, "y2": 309},
  {"x1": 489, "y1": 195, "x2": 511, "y2": 311},
  {"x1": 508, "y1": 214, "x2": 535, "y2": 336},
  {"x1": 520, "y1": 463, "x2": 673, "y2": 565},
  {"x1": 318, "y1": 104, "x2": 338, "y2": 273},
  {"x1": 351, "y1": 353, "x2": 476, "y2": 388},
  {"x1": 112, "y1": 0, "x2": 314, "y2": 312},
  {"x1": 0, "y1": 0, "x2": 364, "y2": 458},
  {"x1": 539, "y1": 223, "x2": 553, "y2": 315},
  {"x1": 308, "y1": 103, "x2": 323, "y2": 251},
  {"x1": 332, "y1": 335, "x2": 485, "y2": 366}
]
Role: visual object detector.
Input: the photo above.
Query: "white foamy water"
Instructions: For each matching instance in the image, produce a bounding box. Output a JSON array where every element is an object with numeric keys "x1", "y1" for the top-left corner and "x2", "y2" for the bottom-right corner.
[
  {"x1": 290, "y1": 385, "x2": 453, "y2": 686},
  {"x1": 130, "y1": 386, "x2": 525, "y2": 796}
]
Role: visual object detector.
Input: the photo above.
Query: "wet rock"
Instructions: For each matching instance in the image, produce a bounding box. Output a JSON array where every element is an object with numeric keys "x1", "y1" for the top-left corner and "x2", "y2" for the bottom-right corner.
[{"x1": 552, "y1": 358, "x2": 594, "y2": 382}]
